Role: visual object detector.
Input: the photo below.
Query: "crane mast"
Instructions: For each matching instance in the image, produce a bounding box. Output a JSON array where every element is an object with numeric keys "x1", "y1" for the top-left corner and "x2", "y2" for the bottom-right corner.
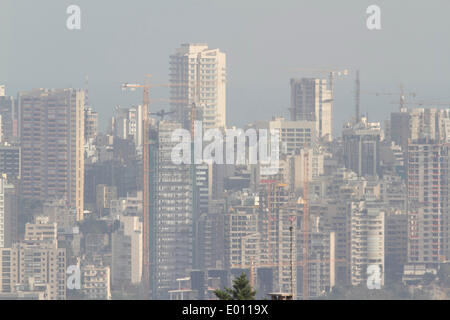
[
  {"x1": 302, "y1": 151, "x2": 309, "y2": 300},
  {"x1": 121, "y1": 75, "x2": 186, "y2": 298}
]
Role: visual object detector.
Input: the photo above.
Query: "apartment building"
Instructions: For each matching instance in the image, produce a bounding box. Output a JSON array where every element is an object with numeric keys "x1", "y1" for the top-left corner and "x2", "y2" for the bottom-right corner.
[
  {"x1": 289, "y1": 147, "x2": 324, "y2": 194},
  {"x1": 349, "y1": 199, "x2": 385, "y2": 287},
  {"x1": 0, "y1": 87, "x2": 17, "y2": 142},
  {"x1": 224, "y1": 191, "x2": 260, "y2": 270},
  {"x1": 250, "y1": 117, "x2": 317, "y2": 156},
  {"x1": 385, "y1": 210, "x2": 408, "y2": 281},
  {"x1": 407, "y1": 140, "x2": 448, "y2": 264},
  {"x1": 0, "y1": 142, "x2": 20, "y2": 184},
  {"x1": 343, "y1": 117, "x2": 382, "y2": 178},
  {"x1": 82, "y1": 264, "x2": 111, "y2": 300},
  {"x1": 290, "y1": 78, "x2": 333, "y2": 141},
  {"x1": 169, "y1": 43, "x2": 227, "y2": 130},
  {"x1": 149, "y1": 121, "x2": 194, "y2": 298},
  {"x1": 18, "y1": 88, "x2": 85, "y2": 223},
  {"x1": 110, "y1": 105, "x2": 143, "y2": 148},
  {"x1": 0, "y1": 217, "x2": 66, "y2": 300},
  {"x1": 0, "y1": 177, "x2": 17, "y2": 248},
  {"x1": 84, "y1": 106, "x2": 98, "y2": 142},
  {"x1": 112, "y1": 215, "x2": 143, "y2": 286}
]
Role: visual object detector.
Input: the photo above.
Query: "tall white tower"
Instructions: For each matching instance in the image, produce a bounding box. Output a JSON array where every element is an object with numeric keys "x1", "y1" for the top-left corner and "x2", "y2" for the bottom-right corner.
[{"x1": 169, "y1": 43, "x2": 226, "y2": 130}]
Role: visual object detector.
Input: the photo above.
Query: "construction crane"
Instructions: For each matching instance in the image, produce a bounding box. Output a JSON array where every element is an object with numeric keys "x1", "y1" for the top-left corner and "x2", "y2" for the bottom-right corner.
[
  {"x1": 293, "y1": 67, "x2": 349, "y2": 93},
  {"x1": 84, "y1": 74, "x2": 89, "y2": 108},
  {"x1": 390, "y1": 100, "x2": 450, "y2": 108},
  {"x1": 302, "y1": 150, "x2": 309, "y2": 300},
  {"x1": 148, "y1": 97, "x2": 185, "y2": 104},
  {"x1": 230, "y1": 256, "x2": 346, "y2": 299},
  {"x1": 355, "y1": 70, "x2": 360, "y2": 123},
  {"x1": 289, "y1": 216, "x2": 296, "y2": 299},
  {"x1": 121, "y1": 74, "x2": 186, "y2": 298},
  {"x1": 149, "y1": 109, "x2": 175, "y2": 120},
  {"x1": 231, "y1": 164, "x2": 346, "y2": 300},
  {"x1": 190, "y1": 102, "x2": 199, "y2": 139},
  {"x1": 366, "y1": 85, "x2": 416, "y2": 112},
  {"x1": 260, "y1": 179, "x2": 280, "y2": 264}
]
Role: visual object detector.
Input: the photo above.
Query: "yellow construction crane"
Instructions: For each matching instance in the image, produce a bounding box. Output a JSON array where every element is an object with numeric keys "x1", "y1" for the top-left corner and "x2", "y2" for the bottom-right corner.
[
  {"x1": 366, "y1": 85, "x2": 416, "y2": 111},
  {"x1": 121, "y1": 74, "x2": 186, "y2": 298},
  {"x1": 293, "y1": 67, "x2": 349, "y2": 93},
  {"x1": 390, "y1": 100, "x2": 450, "y2": 108}
]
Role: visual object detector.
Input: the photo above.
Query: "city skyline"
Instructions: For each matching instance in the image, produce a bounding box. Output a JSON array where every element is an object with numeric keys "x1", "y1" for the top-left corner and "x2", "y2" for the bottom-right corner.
[
  {"x1": 2, "y1": 1, "x2": 450, "y2": 134},
  {"x1": 1, "y1": 0, "x2": 450, "y2": 303}
]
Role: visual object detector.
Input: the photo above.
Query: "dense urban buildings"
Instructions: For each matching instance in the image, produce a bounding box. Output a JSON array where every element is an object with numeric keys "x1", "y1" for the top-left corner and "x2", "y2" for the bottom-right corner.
[
  {"x1": 0, "y1": 217, "x2": 66, "y2": 300},
  {"x1": 1, "y1": 40, "x2": 450, "y2": 301}
]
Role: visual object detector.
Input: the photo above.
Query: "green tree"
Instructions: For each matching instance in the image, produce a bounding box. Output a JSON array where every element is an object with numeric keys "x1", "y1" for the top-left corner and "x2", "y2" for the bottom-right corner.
[{"x1": 214, "y1": 273, "x2": 256, "y2": 300}]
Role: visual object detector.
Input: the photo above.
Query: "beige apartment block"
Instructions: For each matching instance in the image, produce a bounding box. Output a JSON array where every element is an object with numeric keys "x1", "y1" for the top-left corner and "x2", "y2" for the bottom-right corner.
[
  {"x1": 19, "y1": 88, "x2": 84, "y2": 223},
  {"x1": 82, "y1": 265, "x2": 111, "y2": 300},
  {"x1": 0, "y1": 217, "x2": 66, "y2": 300},
  {"x1": 170, "y1": 43, "x2": 227, "y2": 130}
]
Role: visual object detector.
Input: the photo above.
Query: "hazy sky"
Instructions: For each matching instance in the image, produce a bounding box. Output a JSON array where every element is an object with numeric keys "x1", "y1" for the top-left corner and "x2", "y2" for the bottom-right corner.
[{"x1": 1, "y1": 0, "x2": 450, "y2": 133}]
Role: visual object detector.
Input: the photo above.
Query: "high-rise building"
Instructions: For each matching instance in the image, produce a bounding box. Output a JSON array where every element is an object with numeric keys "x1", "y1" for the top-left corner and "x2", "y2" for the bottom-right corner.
[
  {"x1": 198, "y1": 200, "x2": 226, "y2": 270},
  {"x1": 169, "y1": 43, "x2": 226, "y2": 130},
  {"x1": 385, "y1": 210, "x2": 408, "y2": 281},
  {"x1": 96, "y1": 184, "x2": 117, "y2": 216},
  {"x1": 0, "y1": 142, "x2": 20, "y2": 184},
  {"x1": 84, "y1": 106, "x2": 98, "y2": 142},
  {"x1": 18, "y1": 88, "x2": 85, "y2": 222},
  {"x1": 250, "y1": 117, "x2": 317, "y2": 155},
  {"x1": 224, "y1": 191, "x2": 260, "y2": 270},
  {"x1": 112, "y1": 215, "x2": 143, "y2": 286},
  {"x1": 0, "y1": 87, "x2": 17, "y2": 143},
  {"x1": 389, "y1": 108, "x2": 450, "y2": 151},
  {"x1": 289, "y1": 147, "x2": 324, "y2": 193},
  {"x1": 149, "y1": 121, "x2": 194, "y2": 298},
  {"x1": 109, "y1": 191, "x2": 143, "y2": 218},
  {"x1": 81, "y1": 264, "x2": 111, "y2": 300},
  {"x1": 407, "y1": 139, "x2": 448, "y2": 264},
  {"x1": 409, "y1": 108, "x2": 450, "y2": 142},
  {"x1": 0, "y1": 176, "x2": 17, "y2": 248},
  {"x1": 349, "y1": 198, "x2": 385, "y2": 287},
  {"x1": 290, "y1": 78, "x2": 333, "y2": 141},
  {"x1": 390, "y1": 111, "x2": 410, "y2": 150},
  {"x1": 296, "y1": 207, "x2": 336, "y2": 299},
  {"x1": 343, "y1": 117, "x2": 382, "y2": 178},
  {"x1": 110, "y1": 105, "x2": 143, "y2": 148}
]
